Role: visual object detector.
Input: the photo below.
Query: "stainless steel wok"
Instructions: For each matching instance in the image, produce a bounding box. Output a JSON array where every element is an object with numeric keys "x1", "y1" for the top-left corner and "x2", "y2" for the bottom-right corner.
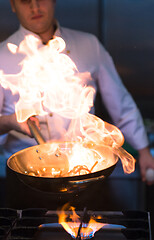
[{"x1": 7, "y1": 119, "x2": 119, "y2": 194}]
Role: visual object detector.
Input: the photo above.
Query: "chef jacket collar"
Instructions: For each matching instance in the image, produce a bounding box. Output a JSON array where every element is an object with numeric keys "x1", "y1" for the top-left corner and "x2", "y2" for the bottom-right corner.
[{"x1": 18, "y1": 20, "x2": 62, "y2": 45}]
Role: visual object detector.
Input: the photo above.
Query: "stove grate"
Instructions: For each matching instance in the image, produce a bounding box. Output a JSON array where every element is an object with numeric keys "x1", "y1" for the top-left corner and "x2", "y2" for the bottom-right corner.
[{"x1": 0, "y1": 208, "x2": 152, "y2": 240}]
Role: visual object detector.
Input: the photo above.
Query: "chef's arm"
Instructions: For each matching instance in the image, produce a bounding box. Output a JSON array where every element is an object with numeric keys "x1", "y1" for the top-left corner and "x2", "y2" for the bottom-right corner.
[
  {"x1": 0, "y1": 113, "x2": 32, "y2": 136},
  {"x1": 138, "y1": 146, "x2": 154, "y2": 184}
]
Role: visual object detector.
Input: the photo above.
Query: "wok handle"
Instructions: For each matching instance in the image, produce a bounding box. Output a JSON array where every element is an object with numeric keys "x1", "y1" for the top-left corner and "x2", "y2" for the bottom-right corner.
[
  {"x1": 68, "y1": 175, "x2": 105, "y2": 185},
  {"x1": 27, "y1": 118, "x2": 46, "y2": 145}
]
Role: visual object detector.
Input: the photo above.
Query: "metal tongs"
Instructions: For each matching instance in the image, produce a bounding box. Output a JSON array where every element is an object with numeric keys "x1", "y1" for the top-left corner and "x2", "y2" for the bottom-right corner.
[{"x1": 76, "y1": 207, "x2": 87, "y2": 240}]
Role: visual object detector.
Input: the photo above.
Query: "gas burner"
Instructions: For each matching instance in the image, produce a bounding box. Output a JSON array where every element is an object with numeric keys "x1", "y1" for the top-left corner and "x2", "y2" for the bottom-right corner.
[{"x1": 0, "y1": 208, "x2": 152, "y2": 240}]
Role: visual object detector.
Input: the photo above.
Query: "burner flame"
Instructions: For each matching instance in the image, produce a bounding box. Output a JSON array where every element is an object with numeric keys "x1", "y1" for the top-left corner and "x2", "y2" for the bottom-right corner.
[{"x1": 58, "y1": 204, "x2": 106, "y2": 239}]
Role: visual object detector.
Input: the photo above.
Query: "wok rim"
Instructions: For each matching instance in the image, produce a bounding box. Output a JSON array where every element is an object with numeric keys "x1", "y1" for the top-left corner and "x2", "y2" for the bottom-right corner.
[{"x1": 7, "y1": 142, "x2": 119, "y2": 181}]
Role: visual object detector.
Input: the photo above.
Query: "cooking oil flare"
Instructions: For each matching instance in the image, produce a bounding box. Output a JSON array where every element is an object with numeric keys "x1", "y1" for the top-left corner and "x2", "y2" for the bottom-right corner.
[{"x1": 0, "y1": 35, "x2": 136, "y2": 175}]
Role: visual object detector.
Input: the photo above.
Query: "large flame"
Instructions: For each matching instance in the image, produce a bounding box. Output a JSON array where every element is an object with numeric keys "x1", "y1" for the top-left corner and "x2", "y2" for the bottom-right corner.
[
  {"x1": 58, "y1": 204, "x2": 106, "y2": 239},
  {"x1": 4, "y1": 36, "x2": 94, "y2": 121},
  {"x1": 0, "y1": 35, "x2": 135, "y2": 174}
]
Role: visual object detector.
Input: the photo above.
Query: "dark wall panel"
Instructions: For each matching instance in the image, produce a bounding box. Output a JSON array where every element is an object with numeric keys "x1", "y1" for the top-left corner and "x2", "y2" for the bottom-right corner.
[
  {"x1": 103, "y1": 0, "x2": 154, "y2": 118},
  {"x1": 0, "y1": 1, "x2": 19, "y2": 42},
  {"x1": 55, "y1": 0, "x2": 100, "y2": 36}
]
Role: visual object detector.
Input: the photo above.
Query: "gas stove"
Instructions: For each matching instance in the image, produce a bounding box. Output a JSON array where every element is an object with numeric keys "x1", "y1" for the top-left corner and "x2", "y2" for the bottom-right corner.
[{"x1": 0, "y1": 208, "x2": 152, "y2": 240}]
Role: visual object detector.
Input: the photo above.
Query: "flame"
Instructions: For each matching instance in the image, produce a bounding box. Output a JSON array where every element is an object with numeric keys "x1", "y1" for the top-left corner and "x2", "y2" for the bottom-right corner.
[
  {"x1": 58, "y1": 204, "x2": 106, "y2": 239},
  {"x1": 0, "y1": 35, "x2": 136, "y2": 174},
  {"x1": 4, "y1": 36, "x2": 94, "y2": 122}
]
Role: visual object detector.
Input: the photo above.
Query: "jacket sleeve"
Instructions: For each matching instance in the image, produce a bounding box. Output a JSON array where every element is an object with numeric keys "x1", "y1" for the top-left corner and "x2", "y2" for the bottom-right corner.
[
  {"x1": 0, "y1": 85, "x2": 8, "y2": 145},
  {"x1": 95, "y1": 41, "x2": 149, "y2": 150},
  {"x1": 0, "y1": 84, "x2": 3, "y2": 113}
]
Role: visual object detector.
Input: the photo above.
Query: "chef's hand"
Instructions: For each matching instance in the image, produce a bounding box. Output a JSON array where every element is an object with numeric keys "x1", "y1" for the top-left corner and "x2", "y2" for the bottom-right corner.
[
  {"x1": 0, "y1": 113, "x2": 40, "y2": 137},
  {"x1": 138, "y1": 147, "x2": 154, "y2": 185}
]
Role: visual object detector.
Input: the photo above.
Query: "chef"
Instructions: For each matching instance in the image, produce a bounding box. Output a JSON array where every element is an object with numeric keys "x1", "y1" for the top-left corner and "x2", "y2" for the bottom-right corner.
[{"x1": 0, "y1": 0, "x2": 154, "y2": 184}]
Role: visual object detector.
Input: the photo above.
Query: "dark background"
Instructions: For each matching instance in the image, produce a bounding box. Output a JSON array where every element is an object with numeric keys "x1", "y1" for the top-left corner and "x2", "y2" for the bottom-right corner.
[{"x1": 0, "y1": 0, "x2": 154, "y2": 238}]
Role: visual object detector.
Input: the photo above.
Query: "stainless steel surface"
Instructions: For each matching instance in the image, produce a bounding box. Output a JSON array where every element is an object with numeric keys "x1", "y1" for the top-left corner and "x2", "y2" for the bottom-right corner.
[
  {"x1": 7, "y1": 146, "x2": 118, "y2": 193},
  {"x1": 0, "y1": 209, "x2": 151, "y2": 240},
  {"x1": 7, "y1": 118, "x2": 123, "y2": 193}
]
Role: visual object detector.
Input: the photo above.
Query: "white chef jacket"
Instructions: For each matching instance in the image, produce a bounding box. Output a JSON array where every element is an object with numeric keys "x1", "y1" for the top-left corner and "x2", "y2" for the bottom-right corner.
[{"x1": 0, "y1": 24, "x2": 149, "y2": 161}]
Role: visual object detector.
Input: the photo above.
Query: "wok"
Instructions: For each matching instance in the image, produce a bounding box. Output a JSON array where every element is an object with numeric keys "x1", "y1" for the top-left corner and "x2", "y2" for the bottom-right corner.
[{"x1": 7, "y1": 119, "x2": 119, "y2": 194}]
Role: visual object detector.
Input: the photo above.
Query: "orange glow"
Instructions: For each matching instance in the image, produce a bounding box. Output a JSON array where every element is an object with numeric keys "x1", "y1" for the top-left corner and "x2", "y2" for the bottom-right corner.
[
  {"x1": 0, "y1": 35, "x2": 136, "y2": 175},
  {"x1": 58, "y1": 204, "x2": 107, "y2": 239}
]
